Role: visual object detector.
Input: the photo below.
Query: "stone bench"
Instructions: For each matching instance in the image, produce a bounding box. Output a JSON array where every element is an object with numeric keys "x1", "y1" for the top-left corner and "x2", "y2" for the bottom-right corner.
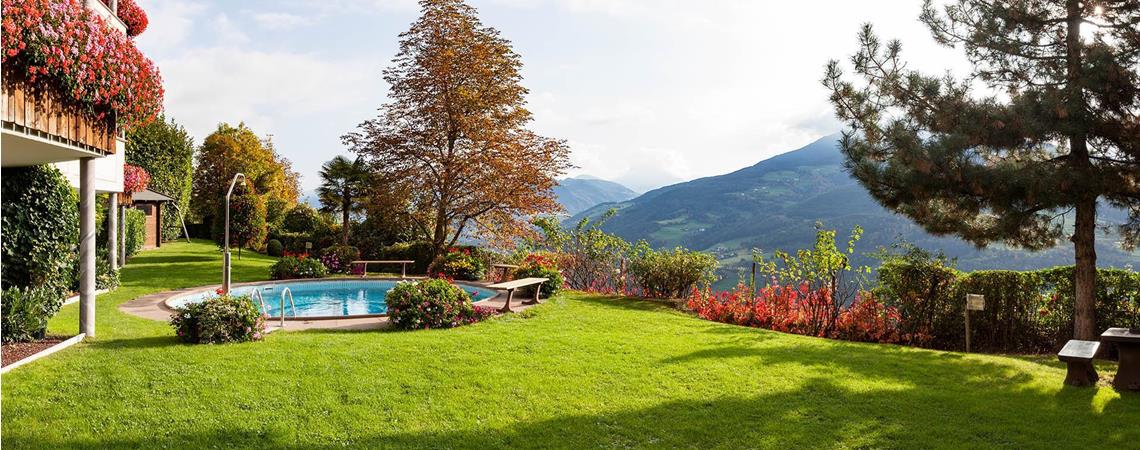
[
  {"x1": 487, "y1": 277, "x2": 548, "y2": 313},
  {"x1": 1058, "y1": 339, "x2": 1100, "y2": 387}
]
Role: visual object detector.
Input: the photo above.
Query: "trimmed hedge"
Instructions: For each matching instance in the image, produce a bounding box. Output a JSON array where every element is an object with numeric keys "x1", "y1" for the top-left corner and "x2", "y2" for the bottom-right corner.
[
  {"x1": 876, "y1": 263, "x2": 1140, "y2": 353},
  {"x1": 124, "y1": 208, "x2": 147, "y2": 257},
  {"x1": 377, "y1": 241, "x2": 436, "y2": 275}
]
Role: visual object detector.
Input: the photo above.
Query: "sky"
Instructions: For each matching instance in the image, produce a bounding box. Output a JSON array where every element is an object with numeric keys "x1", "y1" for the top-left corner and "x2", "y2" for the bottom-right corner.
[{"x1": 133, "y1": 0, "x2": 973, "y2": 194}]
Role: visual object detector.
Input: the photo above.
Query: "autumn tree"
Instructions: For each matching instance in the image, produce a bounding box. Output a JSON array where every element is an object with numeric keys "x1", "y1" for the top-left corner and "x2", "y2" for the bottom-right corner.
[
  {"x1": 824, "y1": 0, "x2": 1140, "y2": 340},
  {"x1": 342, "y1": 0, "x2": 572, "y2": 260},
  {"x1": 317, "y1": 155, "x2": 370, "y2": 244},
  {"x1": 191, "y1": 123, "x2": 301, "y2": 226}
]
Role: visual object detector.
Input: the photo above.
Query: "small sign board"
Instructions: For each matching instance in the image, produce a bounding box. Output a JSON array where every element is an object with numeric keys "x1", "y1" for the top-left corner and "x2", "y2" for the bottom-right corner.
[{"x1": 966, "y1": 294, "x2": 985, "y2": 311}]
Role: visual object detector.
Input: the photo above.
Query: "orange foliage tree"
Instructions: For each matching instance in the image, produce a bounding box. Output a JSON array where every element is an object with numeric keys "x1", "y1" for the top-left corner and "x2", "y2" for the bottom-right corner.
[{"x1": 343, "y1": 0, "x2": 572, "y2": 259}]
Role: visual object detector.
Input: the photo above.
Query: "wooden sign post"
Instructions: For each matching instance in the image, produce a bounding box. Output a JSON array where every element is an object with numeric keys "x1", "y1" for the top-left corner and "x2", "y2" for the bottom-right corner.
[{"x1": 965, "y1": 294, "x2": 985, "y2": 353}]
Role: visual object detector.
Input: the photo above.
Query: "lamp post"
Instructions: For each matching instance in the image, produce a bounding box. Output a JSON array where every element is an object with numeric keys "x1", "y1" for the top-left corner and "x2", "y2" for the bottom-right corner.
[{"x1": 222, "y1": 173, "x2": 246, "y2": 294}]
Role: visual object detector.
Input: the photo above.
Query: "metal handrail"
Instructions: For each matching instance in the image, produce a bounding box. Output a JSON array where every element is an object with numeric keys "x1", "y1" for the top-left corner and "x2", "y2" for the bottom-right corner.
[
  {"x1": 250, "y1": 289, "x2": 267, "y2": 315},
  {"x1": 280, "y1": 287, "x2": 297, "y2": 328}
]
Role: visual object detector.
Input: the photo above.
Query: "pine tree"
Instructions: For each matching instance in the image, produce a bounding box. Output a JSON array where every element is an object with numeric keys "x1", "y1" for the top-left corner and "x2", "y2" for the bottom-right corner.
[
  {"x1": 824, "y1": 0, "x2": 1139, "y2": 340},
  {"x1": 343, "y1": 0, "x2": 572, "y2": 260}
]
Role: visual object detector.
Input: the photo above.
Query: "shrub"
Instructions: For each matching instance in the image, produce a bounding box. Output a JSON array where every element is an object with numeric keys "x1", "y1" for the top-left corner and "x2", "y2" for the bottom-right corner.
[
  {"x1": 269, "y1": 255, "x2": 328, "y2": 280},
  {"x1": 170, "y1": 295, "x2": 266, "y2": 344},
  {"x1": 266, "y1": 239, "x2": 285, "y2": 257},
  {"x1": 532, "y1": 213, "x2": 630, "y2": 293},
  {"x1": 1, "y1": 165, "x2": 78, "y2": 296},
  {"x1": 433, "y1": 247, "x2": 486, "y2": 281},
  {"x1": 320, "y1": 245, "x2": 361, "y2": 274},
  {"x1": 874, "y1": 251, "x2": 1140, "y2": 352},
  {"x1": 124, "y1": 208, "x2": 147, "y2": 257},
  {"x1": 211, "y1": 188, "x2": 268, "y2": 255},
  {"x1": 386, "y1": 279, "x2": 492, "y2": 330},
  {"x1": 628, "y1": 242, "x2": 718, "y2": 299},
  {"x1": 513, "y1": 252, "x2": 564, "y2": 298},
  {"x1": 377, "y1": 241, "x2": 435, "y2": 274},
  {"x1": 1, "y1": 286, "x2": 63, "y2": 343},
  {"x1": 686, "y1": 283, "x2": 901, "y2": 344}
]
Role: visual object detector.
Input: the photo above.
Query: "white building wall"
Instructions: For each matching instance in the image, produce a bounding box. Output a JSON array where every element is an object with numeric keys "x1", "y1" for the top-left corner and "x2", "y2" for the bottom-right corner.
[{"x1": 54, "y1": 138, "x2": 126, "y2": 193}]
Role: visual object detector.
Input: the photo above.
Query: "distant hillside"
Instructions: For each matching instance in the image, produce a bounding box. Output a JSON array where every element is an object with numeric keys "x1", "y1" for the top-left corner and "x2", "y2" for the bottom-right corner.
[
  {"x1": 571, "y1": 134, "x2": 1139, "y2": 287},
  {"x1": 554, "y1": 176, "x2": 638, "y2": 216}
]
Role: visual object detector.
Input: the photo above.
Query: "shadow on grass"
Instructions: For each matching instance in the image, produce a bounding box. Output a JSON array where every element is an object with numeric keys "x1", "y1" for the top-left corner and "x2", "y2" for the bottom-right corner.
[
  {"x1": 24, "y1": 375, "x2": 1136, "y2": 449},
  {"x1": 89, "y1": 335, "x2": 183, "y2": 350}
]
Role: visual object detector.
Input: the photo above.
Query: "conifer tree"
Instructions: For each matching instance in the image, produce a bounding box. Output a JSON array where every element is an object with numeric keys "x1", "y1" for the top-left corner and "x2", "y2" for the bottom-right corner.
[{"x1": 824, "y1": 0, "x2": 1139, "y2": 339}]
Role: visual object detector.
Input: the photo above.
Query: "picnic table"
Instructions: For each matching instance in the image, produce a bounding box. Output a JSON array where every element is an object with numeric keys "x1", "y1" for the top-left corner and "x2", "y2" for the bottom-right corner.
[
  {"x1": 1101, "y1": 328, "x2": 1140, "y2": 391},
  {"x1": 351, "y1": 260, "x2": 415, "y2": 279},
  {"x1": 486, "y1": 277, "x2": 547, "y2": 313},
  {"x1": 490, "y1": 263, "x2": 519, "y2": 282}
]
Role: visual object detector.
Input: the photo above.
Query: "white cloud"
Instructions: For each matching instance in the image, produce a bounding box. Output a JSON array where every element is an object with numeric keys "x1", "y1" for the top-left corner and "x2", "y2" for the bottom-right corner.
[
  {"x1": 251, "y1": 12, "x2": 311, "y2": 30},
  {"x1": 209, "y1": 13, "x2": 251, "y2": 46},
  {"x1": 133, "y1": 0, "x2": 207, "y2": 52}
]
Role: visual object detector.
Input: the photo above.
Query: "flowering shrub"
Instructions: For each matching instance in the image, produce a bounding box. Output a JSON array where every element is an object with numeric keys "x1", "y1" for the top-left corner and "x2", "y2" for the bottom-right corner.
[
  {"x1": 514, "y1": 252, "x2": 564, "y2": 298},
  {"x1": 115, "y1": 0, "x2": 147, "y2": 37},
  {"x1": 320, "y1": 245, "x2": 360, "y2": 274},
  {"x1": 433, "y1": 247, "x2": 486, "y2": 281},
  {"x1": 122, "y1": 164, "x2": 150, "y2": 193},
  {"x1": 170, "y1": 295, "x2": 265, "y2": 344},
  {"x1": 1, "y1": 0, "x2": 164, "y2": 130},
  {"x1": 269, "y1": 254, "x2": 328, "y2": 280},
  {"x1": 386, "y1": 278, "x2": 495, "y2": 330},
  {"x1": 687, "y1": 283, "x2": 902, "y2": 344}
]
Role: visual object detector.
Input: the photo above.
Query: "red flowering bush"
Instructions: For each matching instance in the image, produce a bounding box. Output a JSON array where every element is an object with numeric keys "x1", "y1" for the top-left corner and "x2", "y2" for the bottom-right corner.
[
  {"x1": 687, "y1": 283, "x2": 902, "y2": 344},
  {"x1": 115, "y1": 0, "x2": 147, "y2": 37},
  {"x1": 432, "y1": 247, "x2": 485, "y2": 281},
  {"x1": 514, "y1": 251, "x2": 564, "y2": 298},
  {"x1": 122, "y1": 164, "x2": 149, "y2": 193},
  {"x1": 2, "y1": 0, "x2": 164, "y2": 130}
]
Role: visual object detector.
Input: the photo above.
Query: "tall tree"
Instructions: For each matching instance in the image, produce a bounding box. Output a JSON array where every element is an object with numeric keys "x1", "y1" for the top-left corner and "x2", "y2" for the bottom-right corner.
[
  {"x1": 343, "y1": 0, "x2": 572, "y2": 259},
  {"x1": 824, "y1": 0, "x2": 1140, "y2": 340},
  {"x1": 317, "y1": 155, "x2": 370, "y2": 244},
  {"x1": 191, "y1": 123, "x2": 301, "y2": 225},
  {"x1": 126, "y1": 114, "x2": 195, "y2": 240}
]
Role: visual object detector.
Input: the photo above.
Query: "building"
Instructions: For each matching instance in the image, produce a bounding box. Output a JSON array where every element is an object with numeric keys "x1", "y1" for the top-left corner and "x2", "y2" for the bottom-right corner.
[{"x1": 1, "y1": 0, "x2": 158, "y2": 338}]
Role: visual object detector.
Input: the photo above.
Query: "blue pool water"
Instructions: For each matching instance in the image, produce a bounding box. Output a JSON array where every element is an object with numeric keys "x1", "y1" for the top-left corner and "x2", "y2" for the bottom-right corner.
[{"x1": 167, "y1": 280, "x2": 498, "y2": 318}]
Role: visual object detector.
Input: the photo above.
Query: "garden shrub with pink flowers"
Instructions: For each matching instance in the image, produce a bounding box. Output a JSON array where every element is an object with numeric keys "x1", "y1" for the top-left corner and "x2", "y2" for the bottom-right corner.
[
  {"x1": 386, "y1": 279, "x2": 496, "y2": 330},
  {"x1": 170, "y1": 295, "x2": 266, "y2": 344}
]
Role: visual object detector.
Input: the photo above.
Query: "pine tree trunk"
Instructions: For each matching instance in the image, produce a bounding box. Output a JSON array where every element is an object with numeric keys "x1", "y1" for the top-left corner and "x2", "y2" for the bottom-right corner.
[
  {"x1": 1072, "y1": 198, "x2": 1097, "y2": 340},
  {"x1": 342, "y1": 199, "x2": 350, "y2": 246}
]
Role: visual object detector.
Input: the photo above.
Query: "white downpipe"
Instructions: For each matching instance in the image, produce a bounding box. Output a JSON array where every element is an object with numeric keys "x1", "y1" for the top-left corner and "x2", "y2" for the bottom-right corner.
[{"x1": 222, "y1": 173, "x2": 246, "y2": 294}]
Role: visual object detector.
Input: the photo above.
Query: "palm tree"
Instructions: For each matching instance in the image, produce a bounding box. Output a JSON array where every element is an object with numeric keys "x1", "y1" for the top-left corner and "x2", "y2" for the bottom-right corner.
[{"x1": 317, "y1": 155, "x2": 370, "y2": 244}]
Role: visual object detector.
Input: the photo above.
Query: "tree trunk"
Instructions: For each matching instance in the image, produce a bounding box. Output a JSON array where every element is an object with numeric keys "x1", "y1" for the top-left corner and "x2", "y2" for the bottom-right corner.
[
  {"x1": 1072, "y1": 198, "x2": 1097, "y2": 340},
  {"x1": 342, "y1": 197, "x2": 351, "y2": 246}
]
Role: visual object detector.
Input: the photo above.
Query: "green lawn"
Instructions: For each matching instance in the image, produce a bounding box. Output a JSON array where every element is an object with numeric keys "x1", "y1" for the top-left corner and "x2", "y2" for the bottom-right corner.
[{"x1": 2, "y1": 240, "x2": 1136, "y2": 448}]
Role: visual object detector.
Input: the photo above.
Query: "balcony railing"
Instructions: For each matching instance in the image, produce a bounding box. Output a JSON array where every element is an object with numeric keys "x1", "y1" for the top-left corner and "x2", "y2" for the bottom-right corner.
[{"x1": 2, "y1": 74, "x2": 118, "y2": 155}]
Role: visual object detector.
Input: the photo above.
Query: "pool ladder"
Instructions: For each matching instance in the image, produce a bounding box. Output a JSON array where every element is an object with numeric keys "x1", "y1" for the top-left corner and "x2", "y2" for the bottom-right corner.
[{"x1": 251, "y1": 288, "x2": 297, "y2": 329}]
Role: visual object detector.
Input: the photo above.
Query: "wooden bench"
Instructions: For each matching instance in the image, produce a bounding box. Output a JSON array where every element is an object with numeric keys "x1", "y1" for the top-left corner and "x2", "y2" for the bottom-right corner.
[
  {"x1": 486, "y1": 277, "x2": 548, "y2": 313},
  {"x1": 351, "y1": 260, "x2": 415, "y2": 279},
  {"x1": 1058, "y1": 339, "x2": 1100, "y2": 387},
  {"x1": 490, "y1": 263, "x2": 519, "y2": 282}
]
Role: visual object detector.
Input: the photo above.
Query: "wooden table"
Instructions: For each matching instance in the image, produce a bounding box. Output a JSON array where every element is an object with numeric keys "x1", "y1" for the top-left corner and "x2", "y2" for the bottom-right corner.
[
  {"x1": 351, "y1": 260, "x2": 415, "y2": 279},
  {"x1": 490, "y1": 264, "x2": 518, "y2": 282},
  {"x1": 1101, "y1": 328, "x2": 1140, "y2": 391}
]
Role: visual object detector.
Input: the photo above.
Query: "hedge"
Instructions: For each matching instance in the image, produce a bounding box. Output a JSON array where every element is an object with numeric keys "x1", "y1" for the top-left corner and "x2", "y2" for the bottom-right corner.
[
  {"x1": 875, "y1": 263, "x2": 1140, "y2": 353},
  {"x1": 126, "y1": 115, "x2": 194, "y2": 241},
  {"x1": 124, "y1": 208, "x2": 147, "y2": 257},
  {"x1": 1, "y1": 165, "x2": 77, "y2": 342}
]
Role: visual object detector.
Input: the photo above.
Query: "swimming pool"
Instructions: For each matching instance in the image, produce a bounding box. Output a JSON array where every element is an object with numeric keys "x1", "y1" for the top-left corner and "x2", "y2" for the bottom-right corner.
[{"x1": 165, "y1": 279, "x2": 499, "y2": 319}]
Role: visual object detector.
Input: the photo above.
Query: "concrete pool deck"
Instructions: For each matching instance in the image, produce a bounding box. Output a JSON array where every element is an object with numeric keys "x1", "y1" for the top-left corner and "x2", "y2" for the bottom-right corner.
[{"x1": 118, "y1": 277, "x2": 535, "y2": 331}]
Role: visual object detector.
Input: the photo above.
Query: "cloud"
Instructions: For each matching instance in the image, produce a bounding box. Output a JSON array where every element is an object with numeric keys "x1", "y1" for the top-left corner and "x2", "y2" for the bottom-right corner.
[
  {"x1": 251, "y1": 12, "x2": 311, "y2": 30},
  {"x1": 133, "y1": 0, "x2": 207, "y2": 52}
]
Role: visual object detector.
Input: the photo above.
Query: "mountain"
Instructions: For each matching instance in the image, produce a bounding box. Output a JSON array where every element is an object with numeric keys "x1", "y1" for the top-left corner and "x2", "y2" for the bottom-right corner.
[
  {"x1": 572, "y1": 134, "x2": 1139, "y2": 286},
  {"x1": 553, "y1": 176, "x2": 639, "y2": 216}
]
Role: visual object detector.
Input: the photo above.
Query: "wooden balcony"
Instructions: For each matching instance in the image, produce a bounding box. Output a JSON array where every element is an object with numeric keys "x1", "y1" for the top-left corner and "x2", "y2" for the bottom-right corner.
[{"x1": 2, "y1": 74, "x2": 118, "y2": 158}]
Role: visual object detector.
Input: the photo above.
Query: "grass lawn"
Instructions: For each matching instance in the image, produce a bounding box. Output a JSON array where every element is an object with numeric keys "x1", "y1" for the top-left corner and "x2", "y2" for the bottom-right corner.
[{"x1": 2, "y1": 240, "x2": 1137, "y2": 448}]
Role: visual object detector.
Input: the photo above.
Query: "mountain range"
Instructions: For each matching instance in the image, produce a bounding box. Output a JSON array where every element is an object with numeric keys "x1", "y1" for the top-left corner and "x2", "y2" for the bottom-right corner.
[
  {"x1": 553, "y1": 176, "x2": 639, "y2": 216},
  {"x1": 570, "y1": 134, "x2": 1139, "y2": 286}
]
